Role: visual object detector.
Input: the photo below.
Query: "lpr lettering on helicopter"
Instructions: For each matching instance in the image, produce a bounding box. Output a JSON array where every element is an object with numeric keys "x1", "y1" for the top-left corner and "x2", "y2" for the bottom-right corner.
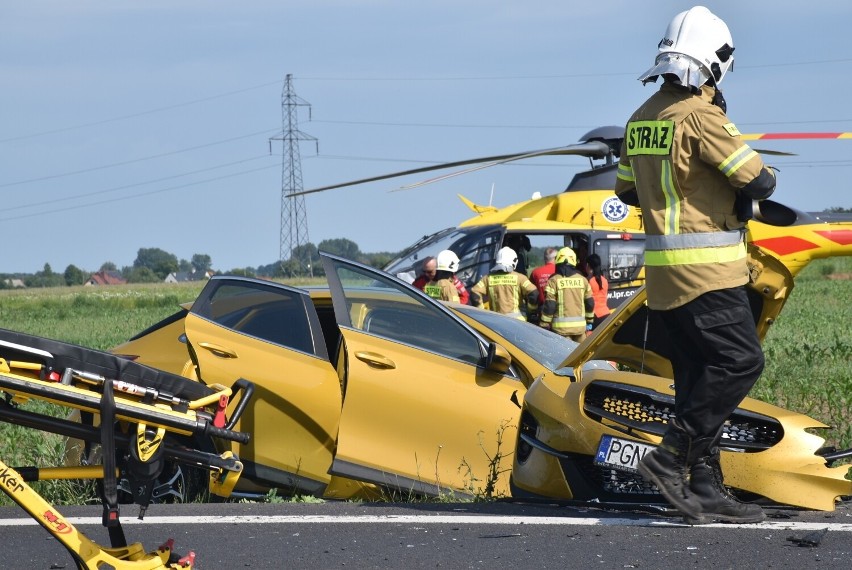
[
  {"x1": 607, "y1": 288, "x2": 638, "y2": 302},
  {"x1": 625, "y1": 120, "x2": 674, "y2": 156}
]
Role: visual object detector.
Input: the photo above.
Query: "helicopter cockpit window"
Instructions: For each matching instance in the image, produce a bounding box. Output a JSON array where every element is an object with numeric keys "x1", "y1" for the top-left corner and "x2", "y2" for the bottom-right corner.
[
  {"x1": 383, "y1": 225, "x2": 504, "y2": 290},
  {"x1": 593, "y1": 238, "x2": 645, "y2": 284}
]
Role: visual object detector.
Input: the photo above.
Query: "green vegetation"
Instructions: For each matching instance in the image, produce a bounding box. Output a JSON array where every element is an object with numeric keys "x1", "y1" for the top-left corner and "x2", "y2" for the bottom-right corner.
[
  {"x1": 753, "y1": 256, "x2": 852, "y2": 453},
  {"x1": 0, "y1": 282, "x2": 205, "y2": 349},
  {"x1": 1, "y1": 259, "x2": 849, "y2": 507}
]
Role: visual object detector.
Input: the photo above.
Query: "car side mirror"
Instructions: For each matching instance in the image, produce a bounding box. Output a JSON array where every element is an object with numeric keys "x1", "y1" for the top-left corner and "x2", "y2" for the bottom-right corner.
[{"x1": 485, "y1": 342, "x2": 512, "y2": 373}]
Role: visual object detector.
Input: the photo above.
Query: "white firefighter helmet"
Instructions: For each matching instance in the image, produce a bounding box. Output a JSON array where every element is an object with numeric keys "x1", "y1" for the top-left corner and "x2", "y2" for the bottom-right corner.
[
  {"x1": 638, "y1": 6, "x2": 735, "y2": 90},
  {"x1": 436, "y1": 249, "x2": 460, "y2": 272},
  {"x1": 555, "y1": 247, "x2": 577, "y2": 267},
  {"x1": 494, "y1": 246, "x2": 518, "y2": 272}
]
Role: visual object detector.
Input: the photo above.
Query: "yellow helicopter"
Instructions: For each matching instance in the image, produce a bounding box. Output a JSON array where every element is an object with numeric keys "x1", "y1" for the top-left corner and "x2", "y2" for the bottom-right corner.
[{"x1": 295, "y1": 126, "x2": 851, "y2": 308}]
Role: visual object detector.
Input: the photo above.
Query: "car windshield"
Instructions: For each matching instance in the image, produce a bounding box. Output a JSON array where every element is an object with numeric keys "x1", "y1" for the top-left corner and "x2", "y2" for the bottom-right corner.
[{"x1": 453, "y1": 305, "x2": 614, "y2": 375}]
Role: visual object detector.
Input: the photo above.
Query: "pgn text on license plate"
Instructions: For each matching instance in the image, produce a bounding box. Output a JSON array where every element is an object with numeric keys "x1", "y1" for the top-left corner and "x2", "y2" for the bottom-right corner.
[{"x1": 594, "y1": 435, "x2": 655, "y2": 473}]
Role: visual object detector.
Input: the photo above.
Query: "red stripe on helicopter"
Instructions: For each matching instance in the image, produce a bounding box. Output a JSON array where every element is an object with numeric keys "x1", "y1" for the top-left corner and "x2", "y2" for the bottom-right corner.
[
  {"x1": 743, "y1": 133, "x2": 852, "y2": 140},
  {"x1": 815, "y1": 229, "x2": 852, "y2": 246},
  {"x1": 752, "y1": 236, "x2": 819, "y2": 256}
]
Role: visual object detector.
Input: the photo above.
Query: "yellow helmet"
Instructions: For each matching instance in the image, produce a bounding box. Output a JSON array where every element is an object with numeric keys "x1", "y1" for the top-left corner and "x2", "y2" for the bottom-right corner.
[{"x1": 555, "y1": 247, "x2": 577, "y2": 266}]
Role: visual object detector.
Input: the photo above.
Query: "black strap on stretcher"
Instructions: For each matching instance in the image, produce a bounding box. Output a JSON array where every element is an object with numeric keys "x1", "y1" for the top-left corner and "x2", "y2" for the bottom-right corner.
[{"x1": 100, "y1": 378, "x2": 127, "y2": 548}]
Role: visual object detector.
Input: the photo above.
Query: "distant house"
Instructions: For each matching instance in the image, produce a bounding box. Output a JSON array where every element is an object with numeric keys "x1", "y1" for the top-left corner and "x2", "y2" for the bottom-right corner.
[
  {"x1": 164, "y1": 269, "x2": 213, "y2": 284},
  {"x1": 3, "y1": 278, "x2": 26, "y2": 289},
  {"x1": 86, "y1": 270, "x2": 127, "y2": 286}
]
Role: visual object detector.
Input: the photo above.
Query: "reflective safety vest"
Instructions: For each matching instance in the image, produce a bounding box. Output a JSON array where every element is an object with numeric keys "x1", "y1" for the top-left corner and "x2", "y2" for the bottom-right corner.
[
  {"x1": 540, "y1": 274, "x2": 593, "y2": 336},
  {"x1": 613, "y1": 82, "x2": 771, "y2": 310}
]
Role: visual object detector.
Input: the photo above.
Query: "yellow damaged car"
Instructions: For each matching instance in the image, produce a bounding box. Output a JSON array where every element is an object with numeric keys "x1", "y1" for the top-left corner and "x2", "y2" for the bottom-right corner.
[
  {"x1": 111, "y1": 252, "x2": 599, "y2": 500},
  {"x1": 109, "y1": 250, "x2": 851, "y2": 511}
]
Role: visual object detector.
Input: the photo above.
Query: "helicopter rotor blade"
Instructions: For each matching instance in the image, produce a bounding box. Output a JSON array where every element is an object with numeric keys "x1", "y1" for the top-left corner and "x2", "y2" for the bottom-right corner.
[
  {"x1": 393, "y1": 141, "x2": 612, "y2": 191},
  {"x1": 289, "y1": 141, "x2": 611, "y2": 197},
  {"x1": 754, "y1": 148, "x2": 797, "y2": 156}
]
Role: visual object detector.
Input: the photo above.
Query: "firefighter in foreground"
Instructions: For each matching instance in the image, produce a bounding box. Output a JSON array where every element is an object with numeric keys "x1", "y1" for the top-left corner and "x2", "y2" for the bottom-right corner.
[
  {"x1": 539, "y1": 247, "x2": 594, "y2": 342},
  {"x1": 471, "y1": 246, "x2": 538, "y2": 320},
  {"x1": 424, "y1": 250, "x2": 461, "y2": 303},
  {"x1": 614, "y1": 6, "x2": 776, "y2": 524}
]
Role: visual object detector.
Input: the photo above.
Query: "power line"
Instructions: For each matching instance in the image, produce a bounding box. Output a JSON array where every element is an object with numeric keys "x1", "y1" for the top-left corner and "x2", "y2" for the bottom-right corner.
[
  {"x1": 0, "y1": 81, "x2": 282, "y2": 144},
  {"x1": 0, "y1": 163, "x2": 278, "y2": 223},
  {"x1": 0, "y1": 127, "x2": 280, "y2": 188},
  {"x1": 3, "y1": 56, "x2": 851, "y2": 143},
  {"x1": 6, "y1": 154, "x2": 273, "y2": 213}
]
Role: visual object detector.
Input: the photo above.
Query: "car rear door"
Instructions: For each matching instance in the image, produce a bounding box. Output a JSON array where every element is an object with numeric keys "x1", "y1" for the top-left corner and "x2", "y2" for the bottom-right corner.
[
  {"x1": 321, "y1": 253, "x2": 524, "y2": 498},
  {"x1": 184, "y1": 276, "x2": 342, "y2": 496}
]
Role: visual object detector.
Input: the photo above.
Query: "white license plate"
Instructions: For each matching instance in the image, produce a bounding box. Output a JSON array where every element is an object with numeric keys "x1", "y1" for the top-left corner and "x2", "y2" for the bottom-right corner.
[{"x1": 594, "y1": 435, "x2": 655, "y2": 473}]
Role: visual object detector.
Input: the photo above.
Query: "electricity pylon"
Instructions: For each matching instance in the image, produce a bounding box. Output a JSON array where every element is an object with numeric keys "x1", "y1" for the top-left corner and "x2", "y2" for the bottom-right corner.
[{"x1": 270, "y1": 74, "x2": 317, "y2": 276}]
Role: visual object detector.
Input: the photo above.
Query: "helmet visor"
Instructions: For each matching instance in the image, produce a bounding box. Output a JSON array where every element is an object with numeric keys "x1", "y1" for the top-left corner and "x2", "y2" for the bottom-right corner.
[{"x1": 637, "y1": 53, "x2": 711, "y2": 90}]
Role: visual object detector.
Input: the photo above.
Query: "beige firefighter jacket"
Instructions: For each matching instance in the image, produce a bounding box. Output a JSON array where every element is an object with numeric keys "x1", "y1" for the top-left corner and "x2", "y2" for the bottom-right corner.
[{"x1": 614, "y1": 82, "x2": 774, "y2": 310}]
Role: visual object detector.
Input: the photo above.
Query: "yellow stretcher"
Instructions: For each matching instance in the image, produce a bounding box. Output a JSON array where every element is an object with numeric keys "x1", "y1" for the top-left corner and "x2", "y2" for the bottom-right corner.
[{"x1": 0, "y1": 328, "x2": 254, "y2": 569}]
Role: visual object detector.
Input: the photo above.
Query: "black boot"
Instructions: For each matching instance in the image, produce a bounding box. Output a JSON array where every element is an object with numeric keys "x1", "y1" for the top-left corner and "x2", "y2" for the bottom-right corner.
[
  {"x1": 638, "y1": 419, "x2": 702, "y2": 520},
  {"x1": 684, "y1": 446, "x2": 765, "y2": 525}
]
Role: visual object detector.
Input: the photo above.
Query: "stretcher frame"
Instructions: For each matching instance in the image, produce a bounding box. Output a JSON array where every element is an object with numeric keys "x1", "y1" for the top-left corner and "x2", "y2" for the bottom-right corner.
[{"x1": 0, "y1": 329, "x2": 254, "y2": 569}]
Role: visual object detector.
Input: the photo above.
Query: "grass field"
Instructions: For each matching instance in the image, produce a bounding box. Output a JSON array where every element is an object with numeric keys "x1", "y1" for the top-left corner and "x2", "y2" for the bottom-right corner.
[{"x1": 1, "y1": 259, "x2": 849, "y2": 506}]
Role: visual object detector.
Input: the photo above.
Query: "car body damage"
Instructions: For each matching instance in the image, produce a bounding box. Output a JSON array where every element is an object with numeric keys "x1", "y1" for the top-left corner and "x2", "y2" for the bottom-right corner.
[{"x1": 511, "y1": 246, "x2": 851, "y2": 511}]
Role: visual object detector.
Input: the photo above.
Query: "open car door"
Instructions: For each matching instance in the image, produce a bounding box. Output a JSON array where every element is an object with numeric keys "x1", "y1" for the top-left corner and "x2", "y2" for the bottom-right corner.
[
  {"x1": 184, "y1": 277, "x2": 343, "y2": 496},
  {"x1": 321, "y1": 252, "x2": 524, "y2": 498}
]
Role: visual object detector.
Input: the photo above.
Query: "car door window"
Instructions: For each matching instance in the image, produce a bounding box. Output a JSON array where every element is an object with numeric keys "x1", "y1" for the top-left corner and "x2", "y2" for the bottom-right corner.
[
  {"x1": 323, "y1": 257, "x2": 484, "y2": 365},
  {"x1": 191, "y1": 279, "x2": 323, "y2": 358}
]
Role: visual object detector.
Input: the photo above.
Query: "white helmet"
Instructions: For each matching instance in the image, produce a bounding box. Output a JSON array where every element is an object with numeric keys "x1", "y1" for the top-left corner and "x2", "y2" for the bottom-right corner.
[
  {"x1": 494, "y1": 246, "x2": 518, "y2": 272},
  {"x1": 436, "y1": 249, "x2": 460, "y2": 272},
  {"x1": 638, "y1": 6, "x2": 735, "y2": 90}
]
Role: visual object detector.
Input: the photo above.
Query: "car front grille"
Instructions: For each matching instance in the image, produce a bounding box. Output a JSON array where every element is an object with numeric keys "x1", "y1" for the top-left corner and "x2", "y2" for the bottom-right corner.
[{"x1": 583, "y1": 380, "x2": 784, "y2": 450}]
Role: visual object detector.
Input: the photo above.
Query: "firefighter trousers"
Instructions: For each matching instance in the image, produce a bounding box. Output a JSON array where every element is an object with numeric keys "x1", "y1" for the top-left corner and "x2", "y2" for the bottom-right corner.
[{"x1": 652, "y1": 286, "x2": 765, "y2": 441}]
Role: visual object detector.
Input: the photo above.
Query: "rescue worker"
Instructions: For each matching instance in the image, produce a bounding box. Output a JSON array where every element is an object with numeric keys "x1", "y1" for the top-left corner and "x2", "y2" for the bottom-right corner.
[
  {"x1": 530, "y1": 247, "x2": 558, "y2": 307},
  {"x1": 412, "y1": 257, "x2": 437, "y2": 290},
  {"x1": 471, "y1": 246, "x2": 538, "y2": 320},
  {"x1": 502, "y1": 234, "x2": 532, "y2": 275},
  {"x1": 423, "y1": 250, "x2": 461, "y2": 303},
  {"x1": 614, "y1": 6, "x2": 776, "y2": 525},
  {"x1": 585, "y1": 253, "x2": 611, "y2": 330},
  {"x1": 539, "y1": 247, "x2": 594, "y2": 341},
  {"x1": 413, "y1": 255, "x2": 470, "y2": 304}
]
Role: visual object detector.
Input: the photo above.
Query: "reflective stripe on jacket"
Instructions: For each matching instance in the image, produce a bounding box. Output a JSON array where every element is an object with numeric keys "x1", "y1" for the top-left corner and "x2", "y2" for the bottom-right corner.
[{"x1": 540, "y1": 274, "x2": 593, "y2": 336}]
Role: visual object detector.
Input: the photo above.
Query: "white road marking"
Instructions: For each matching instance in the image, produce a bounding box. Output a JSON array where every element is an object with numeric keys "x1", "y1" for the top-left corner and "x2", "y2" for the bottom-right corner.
[{"x1": 1, "y1": 514, "x2": 851, "y2": 531}]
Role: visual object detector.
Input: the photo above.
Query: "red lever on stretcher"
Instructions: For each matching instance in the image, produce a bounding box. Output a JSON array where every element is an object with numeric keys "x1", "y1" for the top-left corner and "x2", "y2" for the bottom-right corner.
[{"x1": 213, "y1": 394, "x2": 229, "y2": 428}]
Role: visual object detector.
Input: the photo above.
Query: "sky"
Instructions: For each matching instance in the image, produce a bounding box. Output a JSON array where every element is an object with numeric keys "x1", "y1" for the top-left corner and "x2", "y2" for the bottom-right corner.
[{"x1": 2, "y1": 1, "x2": 850, "y2": 274}]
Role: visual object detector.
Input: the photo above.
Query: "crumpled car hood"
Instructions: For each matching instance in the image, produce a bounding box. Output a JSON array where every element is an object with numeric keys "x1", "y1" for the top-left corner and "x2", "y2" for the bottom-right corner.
[{"x1": 559, "y1": 244, "x2": 794, "y2": 378}]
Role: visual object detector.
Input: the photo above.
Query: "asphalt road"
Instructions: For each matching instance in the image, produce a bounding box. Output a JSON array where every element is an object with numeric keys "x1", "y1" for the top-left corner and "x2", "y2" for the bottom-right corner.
[{"x1": 2, "y1": 500, "x2": 851, "y2": 569}]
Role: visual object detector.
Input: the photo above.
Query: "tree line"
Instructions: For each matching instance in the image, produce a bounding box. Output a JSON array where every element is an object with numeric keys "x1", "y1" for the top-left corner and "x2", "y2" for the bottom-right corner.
[{"x1": 0, "y1": 238, "x2": 399, "y2": 289}]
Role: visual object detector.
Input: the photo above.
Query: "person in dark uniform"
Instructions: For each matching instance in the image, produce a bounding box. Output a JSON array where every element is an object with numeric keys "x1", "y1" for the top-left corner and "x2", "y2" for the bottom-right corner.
[{"x1": 614, "y1": 6, "x2": 776, "y2": 525}]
